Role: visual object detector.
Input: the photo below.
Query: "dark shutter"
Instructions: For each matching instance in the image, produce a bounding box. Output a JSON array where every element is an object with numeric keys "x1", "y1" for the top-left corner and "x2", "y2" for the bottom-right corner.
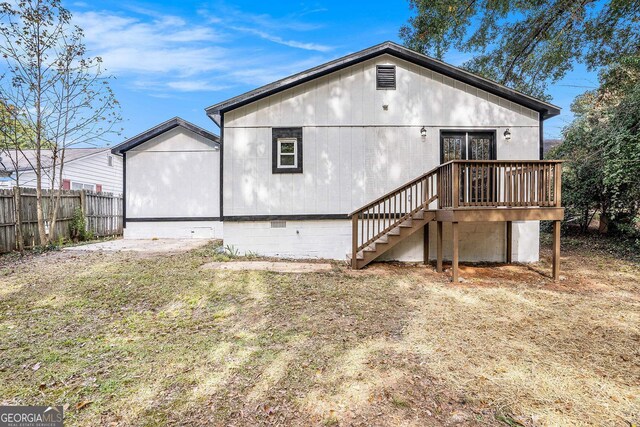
[
  {"x1": 96, "y1": 184, "x2": 102, "y2": 193},
  {"x1": 376, "y1": 65, "x2": 396, "y2": 90},
  {"x1": 62, "y1": 179, "x2": 70, "y2": 190}
]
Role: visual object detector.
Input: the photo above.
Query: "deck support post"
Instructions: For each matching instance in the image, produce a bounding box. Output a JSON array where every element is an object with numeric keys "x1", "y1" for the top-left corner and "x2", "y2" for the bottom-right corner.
[
  {"x1": 436, "y1": 221, "x2": 443, "y2": 272},
  {"x1": 351, "y1": 214, "x2": 358, "y2": 270},
  {"x1": 506, "y1": 221, "x2": 512, "y2": 263},
  {"x1": 552, "y1": 220, "x2": 561, "y2": 280},
  {"x1": 423, "y1": 223, "x2": 430, "y2": 265},
  {"x1": 452, "y1": 221, "x2": 459, "y2": 283}
]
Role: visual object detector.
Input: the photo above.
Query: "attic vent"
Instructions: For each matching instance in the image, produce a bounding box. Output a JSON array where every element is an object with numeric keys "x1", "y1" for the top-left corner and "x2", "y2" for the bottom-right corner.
[
  {"x1": 271, "y1": 220, "x2": 286, "y2": 228},
  {"x1": 376, "y1": 65, "x2": 396, "y2": 90}
]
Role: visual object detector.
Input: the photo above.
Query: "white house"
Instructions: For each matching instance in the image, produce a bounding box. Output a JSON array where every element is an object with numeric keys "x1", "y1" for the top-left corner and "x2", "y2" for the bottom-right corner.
[
  {"x1": 0, "y1": 147, "x2": 123, "y2": 194},
  {"x1": 204, "y1": 41, "x2": 564, "y2": 275},
  {"x1": 111, "y1": 117, "x2": 222, "y2": 240}
]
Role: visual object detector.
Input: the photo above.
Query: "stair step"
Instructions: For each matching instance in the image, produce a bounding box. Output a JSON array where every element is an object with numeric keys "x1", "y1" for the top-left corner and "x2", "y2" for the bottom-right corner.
[{"x1": 413, "y1": 211, "x2": 424, "y2": 220}]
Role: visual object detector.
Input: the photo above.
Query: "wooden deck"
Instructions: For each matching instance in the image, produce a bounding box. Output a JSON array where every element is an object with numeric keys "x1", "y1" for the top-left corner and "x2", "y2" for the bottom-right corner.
[{"x1": 350, "y1": 160, "x2": 564, "y2": 281}]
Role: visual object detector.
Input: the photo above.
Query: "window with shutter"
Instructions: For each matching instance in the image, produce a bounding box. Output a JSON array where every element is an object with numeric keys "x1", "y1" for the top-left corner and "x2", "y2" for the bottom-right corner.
[{"x1": 376, "y1": 65, "x2": 396, "y2": 90}]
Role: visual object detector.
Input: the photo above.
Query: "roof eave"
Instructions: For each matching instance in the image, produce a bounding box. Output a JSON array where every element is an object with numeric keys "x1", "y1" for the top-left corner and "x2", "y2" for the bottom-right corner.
[
  {"x1": 112, "y1": 117, "x2": 220, "y2": 155},
  {"x1": 205, "y1": 41, "x2": 561, "y2": 121}
]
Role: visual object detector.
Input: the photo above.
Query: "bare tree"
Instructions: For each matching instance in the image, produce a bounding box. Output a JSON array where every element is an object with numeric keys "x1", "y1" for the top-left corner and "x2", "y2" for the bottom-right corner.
[{"x1": 0, "y1": 0, "x2": 120, "y2": 245}]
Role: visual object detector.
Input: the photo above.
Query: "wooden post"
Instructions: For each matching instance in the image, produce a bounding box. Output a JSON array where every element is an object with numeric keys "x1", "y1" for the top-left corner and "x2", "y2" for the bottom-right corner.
[
  {"x1": 80, "y1": 190, "x2": 87, "y2": 215},
  {"x1": 436, "y1": 221, "x2": 443, "y2": 273},
  {"x1": 452, "y1": 221, "x2": 459, "y2": 283},
  {"x1": 554, "y1": 162, "x2": 562, "y2": 207},
  {"x1": 423, "y1": 223, "x2": 429, "y2": 265},
  {"x1": 552, "y1": 220, "x2": 561, "y2": 280},
  {"x1": 452, "y1": 162, "x2": 459, "y2": 208},
  {"x1": 351, "y1": 214, "x2": 358, "y2": 269},
  {"x1": 506, "y1": 221, "x2": 512, "y2": 263}
]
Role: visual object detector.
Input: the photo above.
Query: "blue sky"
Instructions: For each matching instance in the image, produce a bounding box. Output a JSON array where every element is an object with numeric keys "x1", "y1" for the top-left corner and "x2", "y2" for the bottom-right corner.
[{"x1": 70, "y1": 0, "x2": 599, "y2": 146}]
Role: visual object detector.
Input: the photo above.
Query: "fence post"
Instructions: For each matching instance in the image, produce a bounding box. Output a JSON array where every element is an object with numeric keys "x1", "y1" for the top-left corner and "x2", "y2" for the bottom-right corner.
[{"x1": 80, "y1": 190, "x2": 87, "y2": 215}]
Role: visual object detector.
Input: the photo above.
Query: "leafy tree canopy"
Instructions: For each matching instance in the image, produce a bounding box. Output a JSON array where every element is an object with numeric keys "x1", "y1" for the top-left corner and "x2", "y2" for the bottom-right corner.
[
  {"x1": 0, "y1": 101, "x2": 38, "y2": 149},
  {"x1": 550, "y1": 56, "x2": 640, "y2": 233},
  {"x1": 400, "y1": 0, "x2": 640, "y2": 99}
]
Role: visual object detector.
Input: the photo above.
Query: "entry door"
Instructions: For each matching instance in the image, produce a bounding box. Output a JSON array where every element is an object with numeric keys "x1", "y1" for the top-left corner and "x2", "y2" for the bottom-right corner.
[
  {"x1": 440, "y1": 131, "x2": 496, "y2": 162},
  {"x1": 441, "y1": 131, "x2": 496, "y2": 203}
]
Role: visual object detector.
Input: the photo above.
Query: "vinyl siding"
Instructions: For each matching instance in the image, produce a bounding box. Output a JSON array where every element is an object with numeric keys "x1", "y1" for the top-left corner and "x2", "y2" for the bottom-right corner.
[{"x1": 4, "y1": 149, "x2": 122, "y2": 193}]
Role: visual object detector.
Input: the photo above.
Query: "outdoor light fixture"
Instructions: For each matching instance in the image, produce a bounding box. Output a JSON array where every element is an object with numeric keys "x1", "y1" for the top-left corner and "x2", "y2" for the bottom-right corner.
[
  {"x1": 504, "y1": 128, "x2": 512, "y2": 140},
  {"x1": 420, "y1": 126, "x2": 427, "y2": 137}
]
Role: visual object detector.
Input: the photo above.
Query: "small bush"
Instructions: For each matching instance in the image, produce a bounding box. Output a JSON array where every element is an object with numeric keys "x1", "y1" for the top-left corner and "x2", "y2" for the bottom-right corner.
[{"x1": 69, "y1": 207, "x2": 93, "y2": 242}]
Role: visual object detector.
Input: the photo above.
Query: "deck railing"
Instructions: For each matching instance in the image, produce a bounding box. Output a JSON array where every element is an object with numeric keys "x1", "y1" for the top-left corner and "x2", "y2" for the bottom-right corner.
[
  {"x1": 437, "y1": 160, "x2": 563, "y2": 209},
  {"x1": 350, "y1": 160, "x2": 563, "y2": 266},
  {"x1": 349, "y1": 166, "x2": 439, "y2": 258}
]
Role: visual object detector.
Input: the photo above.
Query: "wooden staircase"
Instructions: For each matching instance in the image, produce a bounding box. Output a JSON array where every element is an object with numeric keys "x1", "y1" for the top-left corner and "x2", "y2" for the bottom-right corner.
[
  {"x1": 354, "y1": 209, "x2": 435, "y2": 269},
  {"x1": 350, "y1": 165, "x2": 440, "y2": 269},
  {"x1": 350, "y1": 160, "x2": 566, "y2": 280}
]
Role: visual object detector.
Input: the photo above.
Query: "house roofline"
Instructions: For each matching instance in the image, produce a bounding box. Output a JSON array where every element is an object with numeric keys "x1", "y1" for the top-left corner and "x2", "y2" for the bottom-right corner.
[
  {"x1": 111, "y1": 117, "x2": 220, "y2": 155},
  {"x1": 205, "y1": 41, "x2": 560, "y2": 125},
  {"x1": 2, "y1": 147, "x2": 115, "y2": 173}
]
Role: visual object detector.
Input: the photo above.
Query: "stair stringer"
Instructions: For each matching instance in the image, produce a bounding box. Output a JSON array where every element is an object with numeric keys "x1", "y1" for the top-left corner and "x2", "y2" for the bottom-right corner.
[{"x1": 356, "y1": 210, "x2": 436, "y2": 269}]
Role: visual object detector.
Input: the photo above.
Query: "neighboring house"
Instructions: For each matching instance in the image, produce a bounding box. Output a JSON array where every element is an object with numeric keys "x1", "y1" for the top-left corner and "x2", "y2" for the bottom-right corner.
[
  {"x1": 204, "y1": 41, "x2": 564, "y2": 276},
  {"x1": 111, "y1": 117, "x2": 222, "y2": 239},
  {"x1": 0, "y1": 147, "x2": 123, "y2": 194}
]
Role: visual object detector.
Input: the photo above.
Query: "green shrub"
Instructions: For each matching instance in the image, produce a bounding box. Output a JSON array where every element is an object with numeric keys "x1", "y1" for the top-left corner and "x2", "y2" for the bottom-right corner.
[{"x1": 69, "y1": 207, "x2": 93, "y2": 242}]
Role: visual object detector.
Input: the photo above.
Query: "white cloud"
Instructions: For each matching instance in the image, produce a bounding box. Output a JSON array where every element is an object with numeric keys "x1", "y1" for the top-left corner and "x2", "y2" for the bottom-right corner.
[
  {"x1": 72, "y1": 5, "x2": 335, "y2": 95},
  {"x1": 230, "y1": 26, "x2": 332, "y2": 52},
  {"x1": 165, "y1": 80, "x2": 230, "y2": 92},
  {"x1": 74, "y1": 11, "x2": 227, "y2": 76}
]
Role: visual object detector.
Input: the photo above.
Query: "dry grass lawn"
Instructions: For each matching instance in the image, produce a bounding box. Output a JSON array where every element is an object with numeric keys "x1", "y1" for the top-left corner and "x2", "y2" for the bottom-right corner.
[{"x1": 0, "y1": 236, "x2": 638, "y2": 426}]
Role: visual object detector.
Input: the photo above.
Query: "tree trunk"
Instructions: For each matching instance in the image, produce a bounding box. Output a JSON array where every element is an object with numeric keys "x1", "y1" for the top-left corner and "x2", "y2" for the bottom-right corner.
[
  {"x1": 48, "y1": 149, "x2": 65, "y2": 242},
  {"x1": 13, "y1": 187, "x2": 23, "y2": 253},
  {"x1": 599, "y1": 208, "x2": 610, "y2": 234},
  {"x1": 35, "y1": 161, "x2": 47, "y2": 245}
]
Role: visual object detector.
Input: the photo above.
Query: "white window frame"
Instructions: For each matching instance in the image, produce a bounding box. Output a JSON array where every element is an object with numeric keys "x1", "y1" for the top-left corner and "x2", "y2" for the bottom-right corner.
[
  {"x1": 276, "y1": 138, "x2": 298, "y2": 169},
  {"x1": 70, "y1": 181, "x2": 95, "y2": 191}
]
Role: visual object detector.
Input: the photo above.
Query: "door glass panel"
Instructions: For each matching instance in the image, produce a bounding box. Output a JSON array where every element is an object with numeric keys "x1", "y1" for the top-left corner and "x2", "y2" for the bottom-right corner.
[
  {"x1": 468, "y1": 133, "x2": 494, "y2": 160},
  {"x1": 441, "y1": 134, "x2": 465, "y2": 163},
  {"x1": 467, "y1": 133, "x2": 495, "y2": 203}
]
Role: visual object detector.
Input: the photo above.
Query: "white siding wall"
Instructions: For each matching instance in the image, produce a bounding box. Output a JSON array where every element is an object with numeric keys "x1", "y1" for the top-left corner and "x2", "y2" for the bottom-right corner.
[
  {"x1": 222, "y1": 54, "x2": 541, "y2": 261},
  {"x1": 7, "y1": 150, "x2": 123, "y2": 193},
  {"x1": 124, "y1": 127, "x2": 222, "y2": 239}
]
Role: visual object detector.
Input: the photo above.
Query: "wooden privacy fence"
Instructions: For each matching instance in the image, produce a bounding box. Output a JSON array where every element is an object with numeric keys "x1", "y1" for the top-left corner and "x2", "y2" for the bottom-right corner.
[{"x1": 0, "y1": 187, "x2": 122, "y2": 253}]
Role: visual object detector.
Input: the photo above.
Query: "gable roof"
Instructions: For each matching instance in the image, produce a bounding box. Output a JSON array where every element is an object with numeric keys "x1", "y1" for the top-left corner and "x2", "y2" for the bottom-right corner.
[
  {"x1": 111, "y1": 117, "x2": 220, "y2": 155},
  {"x1": 205, "y1": 41, "x2": 560, "y2": 124},
  {"x1": 0, "y1": 147, "x2": 111, "y2": 173}
]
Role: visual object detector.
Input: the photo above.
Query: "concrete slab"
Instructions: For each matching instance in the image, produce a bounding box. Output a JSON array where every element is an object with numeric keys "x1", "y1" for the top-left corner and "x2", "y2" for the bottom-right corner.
[
  {"x1": 64, "y1": 238, "x2": 210, "y2": 253},
  {"x1": 202, "y1": 261, "x2": 333, "y2": 273}
]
